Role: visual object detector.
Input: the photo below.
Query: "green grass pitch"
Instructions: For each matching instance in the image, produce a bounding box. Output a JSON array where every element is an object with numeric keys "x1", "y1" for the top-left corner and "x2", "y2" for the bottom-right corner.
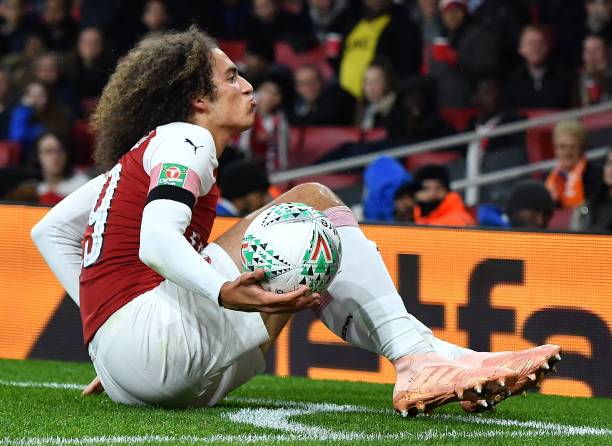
[{"x1": 0, "y1": 358, "x2": 610, "y2": 445}]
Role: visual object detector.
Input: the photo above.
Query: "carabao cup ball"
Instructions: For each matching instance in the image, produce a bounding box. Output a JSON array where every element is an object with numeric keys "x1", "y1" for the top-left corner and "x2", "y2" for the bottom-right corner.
[{"x1": 241, "y1": 202, "x2": 342, "y2": 294}]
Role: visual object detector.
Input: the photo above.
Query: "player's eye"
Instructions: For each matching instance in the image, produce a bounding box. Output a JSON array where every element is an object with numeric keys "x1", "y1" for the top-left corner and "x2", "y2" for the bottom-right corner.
[{"x1": 229, "y1": 73, "x2": 237, "y2": 82}]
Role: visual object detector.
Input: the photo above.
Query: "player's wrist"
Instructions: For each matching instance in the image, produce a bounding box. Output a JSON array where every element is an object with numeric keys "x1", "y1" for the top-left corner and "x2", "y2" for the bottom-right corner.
[{"x1": 218, "y1": 281, "x2": 232, "y2": 308}]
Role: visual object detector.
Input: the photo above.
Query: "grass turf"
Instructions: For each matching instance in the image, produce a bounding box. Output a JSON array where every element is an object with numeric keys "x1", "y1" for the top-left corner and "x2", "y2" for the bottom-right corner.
[{"x1": 0, "y1": 358, "x2": 610, "y2": 445}]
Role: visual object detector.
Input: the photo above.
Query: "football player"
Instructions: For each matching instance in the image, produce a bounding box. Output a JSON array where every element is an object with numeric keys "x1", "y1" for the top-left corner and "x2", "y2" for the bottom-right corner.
[{"x1": 32, "y1": 27, "x2": 558, "y2": 415}]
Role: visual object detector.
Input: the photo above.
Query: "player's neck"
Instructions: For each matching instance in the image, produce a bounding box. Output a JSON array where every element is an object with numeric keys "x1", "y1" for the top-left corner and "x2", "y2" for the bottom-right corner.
[{"x1": 189, "y1": 118, "x2": 230, "y2": 158}]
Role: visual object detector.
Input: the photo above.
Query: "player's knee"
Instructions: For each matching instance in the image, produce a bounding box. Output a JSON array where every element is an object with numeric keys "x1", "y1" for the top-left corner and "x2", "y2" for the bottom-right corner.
[{"x1": 287, "y1": 182, "x2": 343, "y2": 209}]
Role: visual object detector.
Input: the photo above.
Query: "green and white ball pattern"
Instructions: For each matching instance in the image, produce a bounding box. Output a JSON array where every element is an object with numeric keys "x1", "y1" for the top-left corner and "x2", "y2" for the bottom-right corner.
[{"x1": 241, "y1": 202, "x2": 342, "y2": 294}]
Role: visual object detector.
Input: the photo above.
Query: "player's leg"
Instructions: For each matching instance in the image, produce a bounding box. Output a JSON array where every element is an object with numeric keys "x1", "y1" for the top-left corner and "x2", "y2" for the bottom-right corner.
[{"x1": 214, "y1": 183, "x2": 517, "y2": 415}]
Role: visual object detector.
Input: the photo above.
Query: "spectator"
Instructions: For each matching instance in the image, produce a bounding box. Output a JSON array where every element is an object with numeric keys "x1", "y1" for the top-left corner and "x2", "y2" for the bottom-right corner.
[
  {"x1": 467, "y1": 78, "x2": 525, "y2": 153},
  {"x1": 216, "y1": 160, "x2": 271, "y2": 217},
  {"x1": 4, "y1": 132, "x2": 89, "y2": 205},
  {"x1": 504, "y1": 25, "x2": 576, "y2": 109},
  {"x1": 238, "y1": 76, "x2": 290, "y2": 172},
  {"x1": 43, "y1": 0, "x2": 79, "y2": 51},
  {"x1": 533, "y1": 0, "x2": 586, "y2": 69},
  {"x1": 585, "y1": 0, "x2": 612, "y2": 43},
  {"x1": 0, "y1": 0, "x2": 48, "y2": 55},
  {"x1": 33, "y1": 52, "x2": 79, "y2": 116},
  {"x1": 385, "y1": 76, "x2": 453, "y2": 142},
  {"x1": 238, "y1": 40, "x2": 292, "y2": 91},
  {"x1": 244, "y1": 0, "x2": 312, "y2": 49},
  {"x1": 428, "y1": 0, "x2": 499, "y2": 108},
  {"x1": 464, "y1": 78, "x2": 527, "y2": 204},
  {"x1": 573, "y1": 148, "x2": 612, "y2": 232},
  {"x1": 545, "y1": 120, "x2": 602, "y2": 209},
  {"x1": 302, "y1": 0, "x2": 352, "y2": 46},
  {"x1": 505, "y1": 179, "x2": 554, "y2": 229},
  {"x1": 8, "y1": 81, "x2": 71, "y2": 162},
  {"x1": 215, "y1": 0, "x2": 252, "y2": 40},
  {"x1": 394, "y1": 180, "x2": 418, "y2": 222},
  {"x1": 411, "y1": 164, "x2": 475, "y2": 226},
  {"x1": 470, "y1": 0, "x2": 525, "y2": 75},
  {"x1": 0, "y1": 68, "x2": 15, "y2": 139},
  {"x1": 290, "y1": 64, "x2": 354, "y2": 126},
  {"x1": 355, "y1": 59, "x2": 399, "y2": 131},
  {"x1": 65, "y1": 27, "x2": 112, "y2": 114},
  {"x1": 1, "y1": 32, "x2": 46, "y2": 89},
  {"x1": 363, "y1": 155, "x2": 412, "y2": 222},
  {"x1": 141, "y1": 0, "x2": 171, "y2": 38},
  {"x1": 407, "y1": 0, "x2": 444, "y2": 44},
  {"x1": 576, "y1": 34, "x2": 612, "y2": 106},
  {"x1": 79, "y1": 0, "x2": 117, "y2": 35},
  {"x1": 339, "y1": 0, "x2": 422, "y2": 99}
]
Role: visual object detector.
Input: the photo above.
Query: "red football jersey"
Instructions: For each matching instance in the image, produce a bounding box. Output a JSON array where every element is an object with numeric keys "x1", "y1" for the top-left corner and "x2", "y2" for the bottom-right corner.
[{"x1": 80, "y1": 123, "x2": 219, "y2": 344}]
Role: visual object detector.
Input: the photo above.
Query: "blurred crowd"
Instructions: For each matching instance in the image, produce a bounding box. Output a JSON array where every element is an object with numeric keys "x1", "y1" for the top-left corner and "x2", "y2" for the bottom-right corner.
[{"x1": 0, "y1": 0, "x2": 609, "y2": 233}]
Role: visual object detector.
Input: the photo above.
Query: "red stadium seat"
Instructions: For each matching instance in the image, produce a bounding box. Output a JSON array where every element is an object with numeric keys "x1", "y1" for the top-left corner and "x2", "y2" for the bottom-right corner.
[
  {"x1": 71, "y1": 120, "x2": 96, "y2": 166},
  {"x1": 548, "y1": 208, "x2": 573, "y2": 230},
  {"x1": 526, "y1": 127, "x2": 555, "y2": 163},
  {"x1": 0, "y1": 141, "x2": 21, "y2": 167},
  {"x1": 218, "y1": 40, "x2": 247, "y2": 63},
  {"x1": 297, "y1": 173, "x2": 362, "y2": 189},
  {"x1": 439, "y1": 108, "x2": 479, "y2": 131},
  {"x1": 405, "y1": 150, "x2": 461, "y2": 171},
  {"x1": 274, "y1": 41, "x2": 334, "y2": 80},
  {"x1": 292, "y1": 126, "x2": 361, "y2": 166},
  {"x1": 362, "y1": 127, "x2": 387, "y2": 142}
]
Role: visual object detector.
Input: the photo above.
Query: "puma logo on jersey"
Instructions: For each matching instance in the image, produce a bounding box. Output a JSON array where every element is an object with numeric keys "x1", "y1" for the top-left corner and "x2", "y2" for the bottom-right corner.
[{"x1": 184, "y1": 138, "x2": 205, "y2": 154}]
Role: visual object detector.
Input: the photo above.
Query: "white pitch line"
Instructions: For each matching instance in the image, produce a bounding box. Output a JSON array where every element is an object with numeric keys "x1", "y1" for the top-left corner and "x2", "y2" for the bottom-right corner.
[
  {"x1": 1, "y1": 378, "x2": 610, "y2": 444},
  {"x1": 0, "y1": 380, "x2": 85, "y2": 390},
  {"x1": 3, "y1": 428, "x2": 612, "y2": 446}
]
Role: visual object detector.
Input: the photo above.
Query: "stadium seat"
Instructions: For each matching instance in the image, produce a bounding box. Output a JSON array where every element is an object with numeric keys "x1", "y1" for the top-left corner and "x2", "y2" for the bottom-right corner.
[
  {"x1": 362, "y1": 127, "x2": 388, "y2": 142},
  {"x1": 405, "y1": 150, "x2": 462, "y2": 172},
  {"x1": 548, "y1": 208, "x2": 573, "y2": 230},
  {"x1": 0, "y1": 141, "x2": 21, "y2": 167},
  {"x1": 439, "y1": 108, "x2": 479, "y2": 131},
  {"x1": 274, "y1": 41, "x2": 334, "y2": 80},
  {"x1": 218, "y1": 40, "x2": 247, "y2": 63},
  {"x1": 525, "y1": 127, "x2": 555, "y2": 163},
  {"x1": 289, "y1": 126, "x2": 362, "y2": 167},
  {"x1": 296, "y1": 173, "x2": 362, "y2": 190},
  {"x1": 71, "y1": 120, "x2": 96, "y2": 166}
]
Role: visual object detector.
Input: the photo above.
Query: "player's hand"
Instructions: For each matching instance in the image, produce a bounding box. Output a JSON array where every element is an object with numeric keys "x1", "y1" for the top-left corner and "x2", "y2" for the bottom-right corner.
[
  {"x1": 82, "y1": 376, "x2": 104, "y2": 396},
  {"x1": 219, "y1": 269, "x2": 320, "y2": 313}
]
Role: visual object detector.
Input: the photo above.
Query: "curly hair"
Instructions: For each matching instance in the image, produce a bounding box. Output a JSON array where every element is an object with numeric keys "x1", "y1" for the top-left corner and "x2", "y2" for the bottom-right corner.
[{"x1": 91, "y1": 26, "x2": 217, "y2": 169}]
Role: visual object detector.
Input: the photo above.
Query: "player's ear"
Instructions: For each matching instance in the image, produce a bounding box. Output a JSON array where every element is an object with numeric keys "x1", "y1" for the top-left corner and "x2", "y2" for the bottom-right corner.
[{"x1": 191, "y1": 96, "x2": 209, "y2": 114}]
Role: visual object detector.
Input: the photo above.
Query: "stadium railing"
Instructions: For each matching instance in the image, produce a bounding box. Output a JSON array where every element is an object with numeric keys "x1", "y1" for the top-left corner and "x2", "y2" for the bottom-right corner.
[{"x1": 270, "y1": 101, "x2": 612, "y2": 206}]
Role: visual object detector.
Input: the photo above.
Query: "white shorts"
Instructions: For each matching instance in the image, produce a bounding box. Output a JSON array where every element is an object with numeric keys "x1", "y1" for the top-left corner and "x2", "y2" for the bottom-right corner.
[{"x1": 88, "y1": 243, "x2": 270, "y2": 408}]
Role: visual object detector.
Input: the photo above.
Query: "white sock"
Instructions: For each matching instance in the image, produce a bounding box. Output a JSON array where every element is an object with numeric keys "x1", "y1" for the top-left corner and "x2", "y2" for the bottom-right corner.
[
  {"x1": 404, "y1": 312, "x2": 474, "y2": 360},
  {"x1": 319, "y1": 206, "x2": 434, "y2": 361}
]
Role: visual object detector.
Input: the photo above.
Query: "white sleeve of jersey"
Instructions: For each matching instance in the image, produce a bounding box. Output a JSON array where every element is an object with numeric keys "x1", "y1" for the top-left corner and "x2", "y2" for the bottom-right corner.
[
  {"x1": 142, "y1": 123, "x2": 218, "y2": 198},
  {"x1": 139, "y1": 199, "x2": 229, "y2": 304},
  {"x1": 31, "y1": 174, "x2": 106, "y2": 306},
  {"x1": 139, "y1": 123, "x2": 229, "y2": 303}
]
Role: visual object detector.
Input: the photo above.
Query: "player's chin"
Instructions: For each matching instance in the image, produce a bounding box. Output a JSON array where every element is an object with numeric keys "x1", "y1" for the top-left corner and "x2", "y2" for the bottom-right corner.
[{"x1": 242, "y1": 113, "x2": 256, "y2": 129}]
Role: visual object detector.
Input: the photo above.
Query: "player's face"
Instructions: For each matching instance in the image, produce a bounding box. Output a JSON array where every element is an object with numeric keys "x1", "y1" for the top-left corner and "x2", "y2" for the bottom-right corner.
[{"x1": 208, "y1": 48, "x2": 256, "y2": 134}]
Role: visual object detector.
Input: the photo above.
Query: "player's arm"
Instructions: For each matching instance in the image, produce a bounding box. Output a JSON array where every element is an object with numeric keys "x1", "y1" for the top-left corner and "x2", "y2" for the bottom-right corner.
[
  {"x1": 140, "y1": 125, "x2": 317, "y2": 312},
  {"x1": 31, "y1": 174, "x2": 106, "y2": 305}
]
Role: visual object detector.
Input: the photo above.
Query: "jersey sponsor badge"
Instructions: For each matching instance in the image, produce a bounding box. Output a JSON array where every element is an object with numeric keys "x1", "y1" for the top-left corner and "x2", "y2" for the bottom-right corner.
[{"x1": 158, "y1": 163, "x2": 189, "y2": 187}]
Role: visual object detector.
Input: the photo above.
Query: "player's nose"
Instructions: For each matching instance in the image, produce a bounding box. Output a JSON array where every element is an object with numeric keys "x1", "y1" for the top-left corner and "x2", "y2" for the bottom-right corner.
[{"x1": 240, "y1": 75, "x2": 254, "y2": 96}]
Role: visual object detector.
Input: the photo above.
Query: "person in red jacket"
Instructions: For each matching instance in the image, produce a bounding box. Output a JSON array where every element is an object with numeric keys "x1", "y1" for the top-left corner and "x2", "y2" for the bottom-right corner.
[{"x1": 412, "y1": 164, "x2": 475, "y2": 227}]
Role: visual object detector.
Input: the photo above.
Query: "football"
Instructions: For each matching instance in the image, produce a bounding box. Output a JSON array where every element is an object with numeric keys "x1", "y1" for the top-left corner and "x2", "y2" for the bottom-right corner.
[{"x1": 241, "y1": 202, "x2": 342, "y2": 294}]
